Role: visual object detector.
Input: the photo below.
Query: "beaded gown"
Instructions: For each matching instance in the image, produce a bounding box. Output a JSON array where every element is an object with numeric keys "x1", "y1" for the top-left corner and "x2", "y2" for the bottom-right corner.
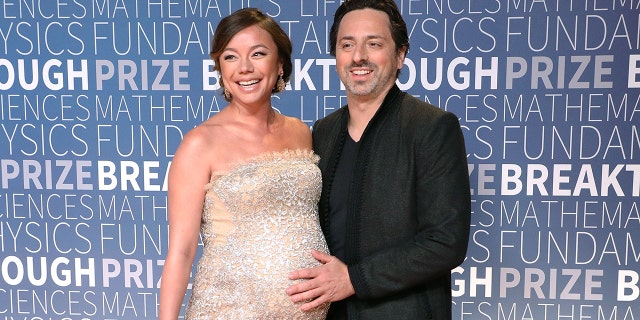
[{"x1": 184, "y1": 150, "x2": 329, "y2": 320}]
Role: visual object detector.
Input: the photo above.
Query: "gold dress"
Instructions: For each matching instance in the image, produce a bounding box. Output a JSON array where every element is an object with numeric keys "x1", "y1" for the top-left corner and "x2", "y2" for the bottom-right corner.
[{"x1": 185, "y1": 150, "x2": 329, "y2": 320}]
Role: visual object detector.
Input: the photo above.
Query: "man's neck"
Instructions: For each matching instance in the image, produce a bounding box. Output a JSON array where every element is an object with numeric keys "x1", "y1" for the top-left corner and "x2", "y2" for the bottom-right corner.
[{"x1": 346, "y1": 90, "x2": 389, "y2": 142}]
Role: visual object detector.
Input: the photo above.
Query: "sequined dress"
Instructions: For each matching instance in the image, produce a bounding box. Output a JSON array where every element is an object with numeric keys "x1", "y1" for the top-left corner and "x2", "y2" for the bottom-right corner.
[{"x1": 185, "y1": 150, "x2": 329, "y2": 320}]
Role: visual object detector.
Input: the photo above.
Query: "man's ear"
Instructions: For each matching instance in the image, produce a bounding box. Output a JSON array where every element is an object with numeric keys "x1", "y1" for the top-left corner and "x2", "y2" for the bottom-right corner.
[{"x1": 397, "y1": 45, "x2": 408, "y2": 68}]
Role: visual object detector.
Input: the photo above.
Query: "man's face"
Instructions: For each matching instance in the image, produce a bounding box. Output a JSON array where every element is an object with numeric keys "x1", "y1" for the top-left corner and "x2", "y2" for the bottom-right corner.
[{"x1": 334, "y1": 8, "x2": 405, "y2": 99}]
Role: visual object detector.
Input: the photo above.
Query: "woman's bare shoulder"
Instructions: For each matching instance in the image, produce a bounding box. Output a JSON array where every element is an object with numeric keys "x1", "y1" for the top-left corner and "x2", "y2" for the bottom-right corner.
[
  {"x1": 180, "y1": 119, "x2": 223, "y2": 151},
  {"x1": 171, "y1": 116, "x2": 229, "y2": 173},
  {"x1": 277, "y1": 113, "x2": 312, "y2": 150}
]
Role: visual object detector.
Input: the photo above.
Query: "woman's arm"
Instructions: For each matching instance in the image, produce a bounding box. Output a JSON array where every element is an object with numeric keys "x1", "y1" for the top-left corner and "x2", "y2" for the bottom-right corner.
[{"x1": 159, "y1": 129, "x2": 213, "y2": 319}]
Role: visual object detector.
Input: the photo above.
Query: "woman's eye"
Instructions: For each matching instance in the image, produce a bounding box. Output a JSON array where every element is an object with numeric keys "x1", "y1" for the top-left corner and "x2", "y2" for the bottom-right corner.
[
  {"x1": 252, "y1": 51, "x2": 267, "y2": 57},
  {"x1": 223, "y1": 54, "x2": 236, "y2": 61}
]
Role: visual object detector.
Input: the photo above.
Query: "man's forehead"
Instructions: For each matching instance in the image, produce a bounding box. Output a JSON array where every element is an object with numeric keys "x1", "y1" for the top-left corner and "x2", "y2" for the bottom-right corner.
[{"x1": 337, "y1": 10, "x2": 391, "y2": 38}]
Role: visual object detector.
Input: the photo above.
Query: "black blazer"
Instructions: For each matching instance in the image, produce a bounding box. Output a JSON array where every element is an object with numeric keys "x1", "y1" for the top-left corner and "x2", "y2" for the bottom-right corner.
[{"x1": 312, "y1": 85, "x2": 472, "y2": 320}]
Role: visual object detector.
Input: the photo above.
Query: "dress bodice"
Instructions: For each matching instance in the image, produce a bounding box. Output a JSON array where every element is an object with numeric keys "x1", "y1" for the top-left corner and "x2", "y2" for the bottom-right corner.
[{"x1": 185, "y1": 150, "x2": 329, "y2": 320}]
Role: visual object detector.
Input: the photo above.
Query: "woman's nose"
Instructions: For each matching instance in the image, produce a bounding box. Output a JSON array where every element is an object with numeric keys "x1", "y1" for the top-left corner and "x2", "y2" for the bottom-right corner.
[{"x1": 239, "y1": 58, "x2": 254, "y2": 73}]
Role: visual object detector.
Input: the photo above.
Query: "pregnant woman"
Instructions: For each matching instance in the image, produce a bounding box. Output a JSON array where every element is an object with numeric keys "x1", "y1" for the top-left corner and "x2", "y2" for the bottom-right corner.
[{"x1": 158, "y1": 8, "x2": 329, "y2": 320}]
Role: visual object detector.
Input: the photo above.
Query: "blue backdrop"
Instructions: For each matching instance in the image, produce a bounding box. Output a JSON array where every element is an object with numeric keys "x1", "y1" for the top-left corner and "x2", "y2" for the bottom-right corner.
[{"x1": 0, "y1": 0, "x2": 638, "y2": 319}]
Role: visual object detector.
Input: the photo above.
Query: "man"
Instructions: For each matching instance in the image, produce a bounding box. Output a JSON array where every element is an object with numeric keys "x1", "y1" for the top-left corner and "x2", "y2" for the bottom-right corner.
[{"x1": 286, "y1": 0, "x2": 471, "y2": 319}]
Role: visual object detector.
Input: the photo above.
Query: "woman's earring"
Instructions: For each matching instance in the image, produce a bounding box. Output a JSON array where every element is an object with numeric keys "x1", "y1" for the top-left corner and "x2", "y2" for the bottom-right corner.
[
  {"x1": 223, "y1": 87, "x2": 232, "y2": 101},
  {"x1": 275, "y1": 74, "x2": 286, "y2": 93}
]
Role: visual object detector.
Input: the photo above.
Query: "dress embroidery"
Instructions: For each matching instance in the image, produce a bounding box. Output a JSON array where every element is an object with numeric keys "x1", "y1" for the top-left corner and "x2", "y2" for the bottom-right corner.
[{"x1": 185, "y1": 150, "x2": 329, "y2": 320}]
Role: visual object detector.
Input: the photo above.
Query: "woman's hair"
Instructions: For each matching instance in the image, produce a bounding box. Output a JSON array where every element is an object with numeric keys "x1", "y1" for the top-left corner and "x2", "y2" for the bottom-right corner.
[
  {"x1": 329, "y1": 0, "x2": 410, "y2": 57},
  {"x1": 210, "y1": 8, "x2": 292, "y2": 93}
]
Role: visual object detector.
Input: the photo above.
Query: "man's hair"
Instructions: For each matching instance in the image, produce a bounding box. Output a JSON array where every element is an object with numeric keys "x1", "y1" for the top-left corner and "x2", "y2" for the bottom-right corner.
[{"x1": 329, "y1": 0, "x2": 410, "y2": 57}]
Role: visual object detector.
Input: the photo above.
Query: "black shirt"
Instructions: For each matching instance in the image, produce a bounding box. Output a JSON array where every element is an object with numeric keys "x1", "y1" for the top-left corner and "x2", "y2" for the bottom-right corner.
[
  {"x1": 328, "y1": 134, "x2": 359, "y2": 261},
  {"x1": 326, "y1": 134, "x2": 359, "y2": 319}
]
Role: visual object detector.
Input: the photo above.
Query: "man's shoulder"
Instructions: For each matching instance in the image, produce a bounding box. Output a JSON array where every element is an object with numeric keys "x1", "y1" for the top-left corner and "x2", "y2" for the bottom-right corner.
[
  {"x1": 393, "y1": 92, "x2": 463, "y2": 136},
  {"x1": 398, "y1": 92, "x2": 444, "y2": 113},
  {"x1": 313, "y1": 107, "x2": 345, "y2": 131},
  {"x1": 397, "y1": 92, "x2": 452, "y2": 120}
]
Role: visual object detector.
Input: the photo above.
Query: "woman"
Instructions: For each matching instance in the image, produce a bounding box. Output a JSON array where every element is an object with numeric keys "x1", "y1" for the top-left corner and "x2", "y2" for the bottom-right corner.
[{"x1": 159, "y1": 8, "x2": 329, "y2": 319}]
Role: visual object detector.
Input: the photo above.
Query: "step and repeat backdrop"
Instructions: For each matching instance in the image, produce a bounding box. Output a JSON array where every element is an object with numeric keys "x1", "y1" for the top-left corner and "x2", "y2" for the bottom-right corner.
[{"x1": 1, "y1": 0, "x2": 638, "y2": 319}]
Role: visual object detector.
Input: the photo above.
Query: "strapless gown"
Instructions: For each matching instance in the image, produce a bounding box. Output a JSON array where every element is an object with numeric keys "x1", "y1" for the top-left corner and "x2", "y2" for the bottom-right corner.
[{"x1": 185, "y1": 150, "x2": 329, "y2": 320}]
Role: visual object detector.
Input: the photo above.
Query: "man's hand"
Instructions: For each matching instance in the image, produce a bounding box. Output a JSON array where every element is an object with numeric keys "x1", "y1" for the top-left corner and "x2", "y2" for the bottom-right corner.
[{"x1": 286, "y1": 250, "x2": 355, "y2": 311}]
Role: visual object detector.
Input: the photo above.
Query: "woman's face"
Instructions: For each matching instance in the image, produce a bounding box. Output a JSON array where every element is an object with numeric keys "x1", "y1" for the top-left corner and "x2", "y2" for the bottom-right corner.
[{"x1": 219, "y1": 25, "x2": 283, "y2": 106}]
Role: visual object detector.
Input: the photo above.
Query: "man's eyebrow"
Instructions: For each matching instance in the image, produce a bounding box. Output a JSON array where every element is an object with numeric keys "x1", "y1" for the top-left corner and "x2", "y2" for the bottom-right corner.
[{"x1": 338, "y1": 34, "x2": 385, "y2": 41}]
